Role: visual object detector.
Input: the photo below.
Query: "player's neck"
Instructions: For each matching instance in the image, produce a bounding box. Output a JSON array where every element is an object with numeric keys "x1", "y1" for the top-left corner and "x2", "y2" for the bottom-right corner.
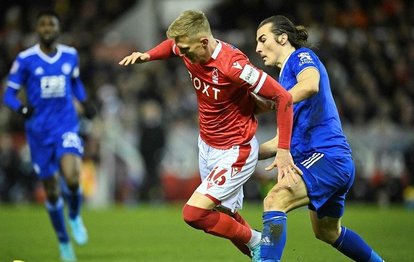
[
  {"x1": 201, "y1": 37, "x2": 218, "y2": 64},
  {"x1": 276, "y1": 46, "x2": 296, "y2": 68},
  {"x1": 39, "y1": 42, "x2": 58, "y2": 55}
]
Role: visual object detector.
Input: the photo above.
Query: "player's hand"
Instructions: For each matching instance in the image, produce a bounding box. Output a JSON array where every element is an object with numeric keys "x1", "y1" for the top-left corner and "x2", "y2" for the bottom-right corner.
[
  {"x1": 118, "y1": 52, "x2": 150, "y2": 65},
  {"x1": 17, "y1": 105, "x2": 34, "y2": 119},
  {"x1": 265, "y1": 148, "x2": 302, "y2": 189}
]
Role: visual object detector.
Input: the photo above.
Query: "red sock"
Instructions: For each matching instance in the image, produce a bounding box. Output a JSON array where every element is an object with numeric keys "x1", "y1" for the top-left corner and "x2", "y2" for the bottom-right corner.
[
  {"x1": 230, "y1": 212, "x2": 252, "y2": 257},
  {"x1": 182, "y1": 204, "x2": 252, "y2": 244},
  {"x1": 233, "y1": 212, "x2": 251, "y2": 228}
]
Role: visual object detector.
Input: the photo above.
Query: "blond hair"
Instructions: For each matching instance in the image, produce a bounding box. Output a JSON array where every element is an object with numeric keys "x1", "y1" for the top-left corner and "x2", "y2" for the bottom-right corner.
[{"x1": 166, "y1": 10, "x2": 212, "y2": 40}]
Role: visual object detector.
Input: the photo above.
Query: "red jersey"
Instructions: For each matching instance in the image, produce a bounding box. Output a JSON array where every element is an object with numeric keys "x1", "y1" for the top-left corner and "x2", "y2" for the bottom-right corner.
[{"x1": 147, "y1": 39, "x2": 292, "y2": 149}]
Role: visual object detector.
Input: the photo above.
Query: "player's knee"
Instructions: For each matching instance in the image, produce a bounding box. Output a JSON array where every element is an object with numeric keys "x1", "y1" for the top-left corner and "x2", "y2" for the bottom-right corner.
[
  {"x1": 182, "y1": 204, "x2": 212, "y2": 230},
  {"x1": 263, "y1": 186, "x2": 290, "y2": 212},
  {"x1": 313, "y1": 227, "x2": 340, "y2": 244},
  {"x1": 63, "y1": 172, "x2": 80, "y2": 190},
  {"x1": 46, "y1": 191, "x2": 60, "y2": 204}
]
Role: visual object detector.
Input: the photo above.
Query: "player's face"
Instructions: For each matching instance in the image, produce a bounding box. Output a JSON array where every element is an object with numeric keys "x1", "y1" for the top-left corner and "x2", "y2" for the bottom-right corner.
[
  {"x1": 175, "y1": 36, "x2": 206, "y2": 63},
  {"x1": 256, "y1": 23, "x2": 282, "y2": 67},
  {"x1": 36, "y1": 15, "x2": 60, "y2": 45}
]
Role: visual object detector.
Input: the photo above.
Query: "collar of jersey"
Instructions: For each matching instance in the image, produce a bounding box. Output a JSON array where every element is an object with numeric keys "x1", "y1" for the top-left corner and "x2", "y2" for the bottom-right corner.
[
  {"x1": 211, "y1": 40, "x2": 222, "y2": 60},
  {"x1": 35, "y1": 44, "x2": 63, "y2": 64}
]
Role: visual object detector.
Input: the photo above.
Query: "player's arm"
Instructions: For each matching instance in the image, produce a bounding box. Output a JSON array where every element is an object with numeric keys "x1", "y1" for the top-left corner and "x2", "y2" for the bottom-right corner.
[
  {"x1": 257, "y1": 67, "x2": 320, "y2": 159},
  {"x1": 252, "y1": 67, "x2": 319, "y2": 115},
  {"x1": 72, "y1": 73, "x2": 96, "y2": 119},
  {"x1": 71, "y1": 54, "x2": 96, "y2": 119},
  {"x1": 251, "y1": 92, "x2": 274, "y2": 115},
  {"x1": 252, "y1": 73, "x2": 302, "y2": 187},
  {"x1": 3, "y1": 86, "x2": 34, "y2": 119},
  {"x1": 258, "y1": 132, "x2": 278, "y2": 160},
  {"x1": 252, "y1": 73, "x2": 293, "y2": 150},
  {"x1": 289, "y1": 67, "x2": 319, "y2": 103},
  {"x1": 3, "y1": 58, "x2": 34, "y2": 119},
  {"x1": 119, "y1": 39, "x2": 177, "y2": 66}
]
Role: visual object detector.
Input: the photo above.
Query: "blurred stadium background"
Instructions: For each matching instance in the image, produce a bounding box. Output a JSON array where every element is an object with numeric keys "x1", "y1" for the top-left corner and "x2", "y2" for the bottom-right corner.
[
  {"x1": 0, "y1": 0, "x2": 414, "y2": 260},
  {"x1": 1, "y1": 0, "x2": 413, "y2": 208}
]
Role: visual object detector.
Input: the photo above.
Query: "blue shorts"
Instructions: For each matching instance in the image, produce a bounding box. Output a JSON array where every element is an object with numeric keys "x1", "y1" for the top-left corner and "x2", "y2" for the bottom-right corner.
[
  {"x1": 297, "y1": 152, "x2": 355, "y2": 219},
  {"x1": 27, "y1": 131, "x2": 84, "y2": 179}
]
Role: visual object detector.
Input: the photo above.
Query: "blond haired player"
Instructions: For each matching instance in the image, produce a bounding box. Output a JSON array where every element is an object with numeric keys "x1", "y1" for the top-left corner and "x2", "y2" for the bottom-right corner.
[{"x1": 119, "y1": 10, "x2": 300, "y2": 261}]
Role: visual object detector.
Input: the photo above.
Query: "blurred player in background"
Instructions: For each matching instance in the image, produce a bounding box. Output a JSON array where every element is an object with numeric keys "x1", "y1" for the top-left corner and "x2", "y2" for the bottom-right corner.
[
  {"x1": 255, "y1": 15, "x2": 384, "y2": 262},
  {"x1": 3, "y1": 10, "x2": 94, "y2": 262},
  {"x1": 119, "y1": 10, "x2": 300, "y2": 261}
]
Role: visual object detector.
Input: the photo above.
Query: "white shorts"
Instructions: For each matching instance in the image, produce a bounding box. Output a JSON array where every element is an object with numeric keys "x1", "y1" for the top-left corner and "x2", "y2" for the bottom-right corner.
[{"x1": 196, "y1": 136, "x2": 259, "y2": 212}]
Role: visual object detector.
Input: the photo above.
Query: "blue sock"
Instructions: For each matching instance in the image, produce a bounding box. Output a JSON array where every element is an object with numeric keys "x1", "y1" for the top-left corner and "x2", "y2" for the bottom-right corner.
[
  {"x1": 61, "y1": 180, "x2": 82, "y2": 220},
  {"x1": 260, "y1": 211, "x2": 287, "y2": 261},
  {"x1": 332, "y1": 226, "x2": 383, "y2": 262},
  {"x1": 46, "y1": 198, "x2": 69, "y2": 243}
]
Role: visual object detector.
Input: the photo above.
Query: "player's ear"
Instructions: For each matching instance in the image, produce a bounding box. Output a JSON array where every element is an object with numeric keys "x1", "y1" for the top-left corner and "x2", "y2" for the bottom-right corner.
[
  {"x1": 278, "y1": 33, "x2": 288, "y2": 46},
  {"x1": 200, "y1": 38, "x2": 208, "y2": 48}
]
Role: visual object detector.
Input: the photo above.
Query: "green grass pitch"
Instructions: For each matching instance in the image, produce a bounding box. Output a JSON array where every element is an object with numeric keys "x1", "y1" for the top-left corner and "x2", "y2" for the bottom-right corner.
[{"x1": 0, "y1": 202, "x2": 413, "y2": 261}]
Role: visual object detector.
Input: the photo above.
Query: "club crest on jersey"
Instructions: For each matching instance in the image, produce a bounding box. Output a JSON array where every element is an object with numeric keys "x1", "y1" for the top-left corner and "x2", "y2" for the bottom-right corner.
[
  {"x1": 35, "y1": 67, "x2": 44, "y2": 75},
  {"x1": 232, "y1": 62, "x2": 242, "y2": 69},
  {"x1": 298, "y1": 52, "x2": 314, "y2": 66},
  {"x1": 61, "y1": 63, "x2": 72, "y2": 75},
  {"x1": 212, "y1": 68, "x2": 219, "y2": 84}
]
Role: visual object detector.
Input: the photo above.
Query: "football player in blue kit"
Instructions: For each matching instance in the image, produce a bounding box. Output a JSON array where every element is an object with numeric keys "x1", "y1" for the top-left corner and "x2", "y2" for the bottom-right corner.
[
  {"x1": 3, "y1": 10, "x2": 93, "y2": 262},
  {"x1": 255, "y1": 15, "x2": 384, "y2": 262}
]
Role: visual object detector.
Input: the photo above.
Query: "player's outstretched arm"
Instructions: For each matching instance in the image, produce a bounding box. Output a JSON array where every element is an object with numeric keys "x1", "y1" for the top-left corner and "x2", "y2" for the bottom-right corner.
[{"x1": 118, "y1": 52, "x2": 150, "y2": 66}]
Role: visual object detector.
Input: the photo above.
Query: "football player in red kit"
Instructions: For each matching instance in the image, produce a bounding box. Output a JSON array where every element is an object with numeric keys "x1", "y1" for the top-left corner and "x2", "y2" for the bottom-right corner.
[{"x1": 119, "y1": 10, "x2": 300, "y2": 261}]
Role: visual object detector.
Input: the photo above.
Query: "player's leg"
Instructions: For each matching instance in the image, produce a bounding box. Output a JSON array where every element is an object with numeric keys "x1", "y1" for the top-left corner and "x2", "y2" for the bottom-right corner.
[
  {"x1": 60, "y1": 153, "x2": 82, "y2": 219},
  {"x1": 29, "y1": 136, "x2": 76, "y2": 261},
  {"x1": 308, "y1": 155, "x2": 384, "y2": 262},
  {"x1": 260, "y1": 177, "x2": 309, "y2": 262},
  {"x1": 58, "y1": 132, "x2": 88, "y2": 245},
  {"x1": 43, "y1": 174, "x2": 76, "y2": 261},
  {"x1": 215, "y1": 205, "x2": 253, "y2": 257},
  {"x1": 183, "y1": 137, "x2": 261, "y2": 258},
  {"x1": 60, "y1": 153, "x2": 88, "y2": 245},
  {"x1": 43, "y1": 174, "x2": 70, "y2": 243},
  {"x1": 183, "y1": 192, "x2": 260, "y2": 252},
  {"x1": 310, "y1": 212, "x2": 384, "y2": 261}
]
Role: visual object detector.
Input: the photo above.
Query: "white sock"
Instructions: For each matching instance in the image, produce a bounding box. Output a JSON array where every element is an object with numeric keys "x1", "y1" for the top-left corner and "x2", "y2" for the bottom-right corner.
[{"x1": 246, "y1": 229, "x2": 261, "y2": 248}]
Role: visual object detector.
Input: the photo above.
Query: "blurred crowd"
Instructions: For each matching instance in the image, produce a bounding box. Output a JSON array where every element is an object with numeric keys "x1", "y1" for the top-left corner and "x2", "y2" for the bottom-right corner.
[{"x1": 0, "y1": 0, "x2": 413, "y2": 207}]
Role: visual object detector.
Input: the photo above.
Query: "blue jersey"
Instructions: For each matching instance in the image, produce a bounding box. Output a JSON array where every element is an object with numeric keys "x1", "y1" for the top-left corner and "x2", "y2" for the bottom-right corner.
[
  {"x1": 278, "y1": 48, "x2": 351, "y2": 160},
  {"x1": 6, "y1": 44, "x2": 86, "y2": 143}
]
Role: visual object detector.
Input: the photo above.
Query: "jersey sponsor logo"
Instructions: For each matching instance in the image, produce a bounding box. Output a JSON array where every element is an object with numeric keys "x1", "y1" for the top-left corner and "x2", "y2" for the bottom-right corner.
[
  {"x1": 212, "y1": 68, "x2": 219, "y2": 84},
  {"x1": 62, "y1": 132, "x2": 84, "y2": 154},
  {"x1": 35, "y1": 67, "x2": 44, "y2": 75},
  {"x1": 40, "y1": 75, "x2": 66, "y2": 98},
  {"x1": 189, "y1": 71, "x2": 221, "y2": 100},
  {"x1": 232, "y1": 62, "x2": 242, "y2": 69},
  {"x1": 240, "y1": 64, "x2": 259, "y2": 85},
  {"x1": 298, "y1": 52, "x2": 314, "y2": 66},
  {"x1": 207, "y1": 167, "x2": 227, "y2": 189}
]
